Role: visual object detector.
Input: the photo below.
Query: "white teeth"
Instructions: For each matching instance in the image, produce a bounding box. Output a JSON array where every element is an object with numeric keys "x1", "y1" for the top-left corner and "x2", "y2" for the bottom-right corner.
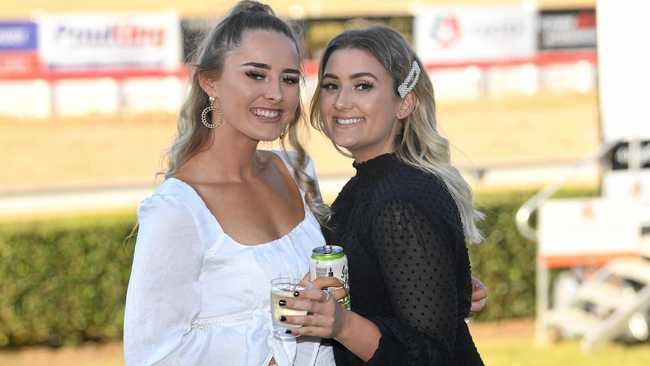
[
  {"x1": 336, "y1": 117, "x2": 363, "y2": 125},
  {"x1": 253, "y1": 108, "x2": 280, "y2": 118}
]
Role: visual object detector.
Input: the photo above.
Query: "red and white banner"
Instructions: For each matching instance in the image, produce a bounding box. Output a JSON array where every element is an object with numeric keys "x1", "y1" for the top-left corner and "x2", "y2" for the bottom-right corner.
[
  {"x1": 37, "y1": 12, "x2": 181, "y2": 71},
  {"x1": 413, "y1": 5, "x2": 536, "y2": 64},
  {"x1": 0, "y1": 21, "x2": 40, "y2": 76}
]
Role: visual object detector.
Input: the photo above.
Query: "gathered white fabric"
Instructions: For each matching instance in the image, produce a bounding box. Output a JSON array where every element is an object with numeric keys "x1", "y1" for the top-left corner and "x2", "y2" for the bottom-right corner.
[{"x1": 123, "y1": 151, "x2": 335, "y2": 366}]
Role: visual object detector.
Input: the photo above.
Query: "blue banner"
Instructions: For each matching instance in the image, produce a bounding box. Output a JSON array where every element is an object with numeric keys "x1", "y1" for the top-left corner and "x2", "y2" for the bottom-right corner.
[{"x1": 0, "y1": 21, "x2": 37, "y2": 51}]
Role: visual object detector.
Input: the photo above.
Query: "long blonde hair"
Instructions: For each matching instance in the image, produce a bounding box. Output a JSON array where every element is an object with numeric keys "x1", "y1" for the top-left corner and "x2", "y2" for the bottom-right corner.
[
  {"x1": 310, "y1": 26, "x2": 483, "y2": 243},
  {"x1": 165, "y1": 0, "x2": 329, "y2": 223}
]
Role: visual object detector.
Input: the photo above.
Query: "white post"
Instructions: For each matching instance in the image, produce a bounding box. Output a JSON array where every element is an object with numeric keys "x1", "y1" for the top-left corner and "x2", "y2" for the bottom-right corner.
[{"x1": 536, "y1": 258, "x2": 550, "y2": 343}]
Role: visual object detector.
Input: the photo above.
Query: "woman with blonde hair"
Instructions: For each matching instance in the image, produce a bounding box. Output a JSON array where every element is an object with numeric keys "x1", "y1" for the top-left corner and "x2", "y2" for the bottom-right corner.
[
  {"x1": 279, "y1": 26, "x2": 485, "y2": 365},
  {"x1": 123, "y1": 2, "x2": 337, "y2": 365}
]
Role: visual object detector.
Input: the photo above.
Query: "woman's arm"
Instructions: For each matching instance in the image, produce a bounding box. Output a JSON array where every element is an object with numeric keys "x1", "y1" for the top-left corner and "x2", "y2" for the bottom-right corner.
[
  {"x1": 282, "y1": 284, "x2": 381, "y2": 361},
  {"x1": 284, "y1": 198, "x2": 461, "y2": 364},
  {"x1": 124, "y1": 194, "x2": 207, "y2": 365}
]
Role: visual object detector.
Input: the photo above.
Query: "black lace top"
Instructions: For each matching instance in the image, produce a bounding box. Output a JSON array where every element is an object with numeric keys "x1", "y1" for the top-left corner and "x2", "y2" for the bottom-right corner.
[{"x1": 324, "y1": 153, "x2": 484, "y2": 366}]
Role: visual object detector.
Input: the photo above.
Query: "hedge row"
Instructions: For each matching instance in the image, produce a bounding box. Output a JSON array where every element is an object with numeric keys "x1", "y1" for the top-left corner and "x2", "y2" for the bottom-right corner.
[
  {"x1": 0, "y1": 188, "x2": 595, "y2": 347},
  {"x1": 470, "y1": 191, "x2": 540, "y2": 321},
  {"x1": 470, "y1": 188, "x2": 597, "y2": 321},
  {"x1": 0, "y1": 213, "x2": 137, "y2": 347}
]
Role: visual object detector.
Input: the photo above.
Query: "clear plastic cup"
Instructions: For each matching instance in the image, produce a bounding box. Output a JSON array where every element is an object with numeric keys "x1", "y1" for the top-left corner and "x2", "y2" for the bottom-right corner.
[{"x1": 270, "y1": 277, "x2": 306, "y2": 339}]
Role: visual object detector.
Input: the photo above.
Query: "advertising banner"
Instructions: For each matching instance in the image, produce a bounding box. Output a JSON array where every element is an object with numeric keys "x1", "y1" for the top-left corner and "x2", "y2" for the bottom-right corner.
[
  {"x1": 414, "y1": 5, "x2": 536, "y2": 64},
  {"x1": 37, "y1": 12, "x2": 181, "y2": 70},
  {"x1": 539, "y1": 9, "x2": 596, "y2": 51},
  {"x1": 0, "y1": 21, "x2": 39, "y2": 75}
]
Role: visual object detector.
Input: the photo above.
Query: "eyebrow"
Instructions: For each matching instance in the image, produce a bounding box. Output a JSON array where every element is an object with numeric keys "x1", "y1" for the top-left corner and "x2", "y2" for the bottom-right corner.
[
  {"x1": 241, "y1": 62, "x2": 301, "y2": 75},
  {"x1": 322, "y1": 72, "x2": 378, "y2": 80}
]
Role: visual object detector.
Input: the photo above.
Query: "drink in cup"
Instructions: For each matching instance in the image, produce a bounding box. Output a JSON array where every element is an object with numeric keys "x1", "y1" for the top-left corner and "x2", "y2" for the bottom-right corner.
[{"x1": 270, "y1": 277, "x2": 307, "y2": 339}]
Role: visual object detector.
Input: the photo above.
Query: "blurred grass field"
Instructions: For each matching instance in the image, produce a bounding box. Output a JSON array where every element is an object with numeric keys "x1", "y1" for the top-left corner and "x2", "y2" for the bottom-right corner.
[
  {"x1": 0, "y1": 92, "x2": 598, "y2": 192},
  {"x1": 477, "y1": 338, "x2": 650, "y2": 365}
]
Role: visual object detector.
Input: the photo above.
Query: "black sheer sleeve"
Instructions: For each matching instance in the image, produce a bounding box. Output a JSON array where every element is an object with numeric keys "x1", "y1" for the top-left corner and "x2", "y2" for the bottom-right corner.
[{"x1": 366, "y1": 198, "x2": 458, "y2": 365}]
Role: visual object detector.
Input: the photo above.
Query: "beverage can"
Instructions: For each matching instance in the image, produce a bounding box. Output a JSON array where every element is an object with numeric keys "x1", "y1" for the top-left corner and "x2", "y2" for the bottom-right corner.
[{"x1": 310, "y1": 245, "x2": 351, "y2": 310}]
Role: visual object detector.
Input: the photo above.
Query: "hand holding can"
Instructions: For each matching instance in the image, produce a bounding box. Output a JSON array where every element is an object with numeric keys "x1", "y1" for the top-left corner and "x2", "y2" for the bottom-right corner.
[{"x1": 310, "y1": 245, "x2": 351, "y2": 310}]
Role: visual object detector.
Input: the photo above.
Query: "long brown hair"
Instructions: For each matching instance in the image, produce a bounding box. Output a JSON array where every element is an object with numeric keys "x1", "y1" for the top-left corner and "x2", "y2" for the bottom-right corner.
[
  {"x1": 165, "y1": 0, "x2": 329, "y2": 223},
  {"x1": 310, "y1": 26, "x2": 483, "y2": 242}
]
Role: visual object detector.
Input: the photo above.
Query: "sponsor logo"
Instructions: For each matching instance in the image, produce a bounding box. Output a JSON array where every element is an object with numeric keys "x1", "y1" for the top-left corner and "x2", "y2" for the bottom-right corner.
[
  {"x1": 53, "y1": 24, "x2": 166, "y2": 48},
  {"x1": 430, "y1": 14, "x2": 461, "y2": 48},
  {"x1": 429, "y1": 13, "x2": 527, "y2": 49},
  {"x1": 0, "y1": 22, "x2": 37, "y2": 51},
  {"x1": 472, "y1": 19, "x2": 525, "y2": 38},
  {"x1": 0, "y1": 28, "x2": 29, "y2": 48}
]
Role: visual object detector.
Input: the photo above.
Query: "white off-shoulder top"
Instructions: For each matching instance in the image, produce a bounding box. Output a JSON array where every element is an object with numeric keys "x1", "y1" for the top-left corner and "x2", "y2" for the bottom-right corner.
[{"x1": 123, "y1": 151, "x2": 334, "y2": 366}]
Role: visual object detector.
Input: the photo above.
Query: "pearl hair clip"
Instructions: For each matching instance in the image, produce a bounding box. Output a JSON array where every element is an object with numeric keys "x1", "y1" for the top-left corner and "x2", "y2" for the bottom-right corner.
[{"x1": 397, "y1": 60, "x2": 421, "y2": 99}]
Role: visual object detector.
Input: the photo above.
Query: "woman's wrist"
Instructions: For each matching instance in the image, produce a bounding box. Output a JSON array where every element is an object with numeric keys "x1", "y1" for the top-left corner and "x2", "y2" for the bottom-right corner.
[
  {"x1": 333, "y1": 308, "x2": 353, "y2": 341},
  {"x1": 333, "y1": 309, "x2": 382, "y2": 361},
  {"x1": 334, "y1": 309, "x2": 380, "y2": 344}
]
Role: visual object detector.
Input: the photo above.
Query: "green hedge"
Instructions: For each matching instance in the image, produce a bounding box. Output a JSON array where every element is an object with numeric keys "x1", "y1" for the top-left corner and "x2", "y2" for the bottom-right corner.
[
  {"x1": 469, "y1": 188, "x2": 596, "y2": 322},
  {"x1": 0, "y1": 213, "x2": 137, "y2": 347},
  {"x1": 0, "y1": 188, "x2": 595, "y2": 347},
  {"x1": 469, "y1": 191, "x2": 538, "y2": 321}
]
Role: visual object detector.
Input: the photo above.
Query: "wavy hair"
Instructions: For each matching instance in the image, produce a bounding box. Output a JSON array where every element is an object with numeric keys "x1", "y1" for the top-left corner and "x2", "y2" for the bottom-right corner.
[
  {"x1": 164, "y1": 0, "x2": 329, "y2": 223},
  {"x1": 310, "y1": 26, "x2": 483, "y2": 243}
]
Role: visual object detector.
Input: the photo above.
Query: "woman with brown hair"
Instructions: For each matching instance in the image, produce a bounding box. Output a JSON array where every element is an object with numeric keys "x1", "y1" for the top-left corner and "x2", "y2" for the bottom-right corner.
[
  {"x1": 123, "y1": 2, "x2": 335, "y2": 365},
  {"x1": 281, "y1": 26, "x2": 485, "y2": 365}
]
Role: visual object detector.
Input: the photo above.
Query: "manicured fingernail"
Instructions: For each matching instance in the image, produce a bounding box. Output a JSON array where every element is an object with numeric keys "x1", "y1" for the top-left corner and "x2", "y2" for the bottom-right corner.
[
  {"x1": 293, "y1": 291, "x2": 300, "y2": 297},
  {"x1": 285, "y1": 329, "x2": 292, "y2": 334},
  {"x1": 280, "y1": 315, "x2": 286, "y2": 322},
  {"x1": 279, "y1": 299, "x2": 286, "y2": 306}
]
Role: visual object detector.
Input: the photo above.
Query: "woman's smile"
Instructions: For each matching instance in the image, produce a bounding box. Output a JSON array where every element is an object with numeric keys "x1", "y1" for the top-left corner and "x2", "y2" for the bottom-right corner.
[{"x1": 251, "y1": 107, "x2": 283, "y2": 123}]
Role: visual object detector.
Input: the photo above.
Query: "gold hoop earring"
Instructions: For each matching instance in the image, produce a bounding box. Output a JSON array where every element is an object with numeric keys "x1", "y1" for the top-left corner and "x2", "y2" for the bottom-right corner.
[{"x1": 201, "y1": 96, "x2": 223, "y2": 129}]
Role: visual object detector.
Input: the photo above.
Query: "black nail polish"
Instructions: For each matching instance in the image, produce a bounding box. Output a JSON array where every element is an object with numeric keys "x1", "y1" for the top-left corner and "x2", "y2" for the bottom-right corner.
[
  {"x1": 280, "y1": 316, "x2": 286, "y2": 322},
  {"x1": 279, "y1": 299, "x2": 286, "y2": 306},
  {"x1": 285, "y1": 329, "x2": 292, "y2": 334},
  {"x1": 293, "y1": 291, "x2": 300, "y2": 297}
]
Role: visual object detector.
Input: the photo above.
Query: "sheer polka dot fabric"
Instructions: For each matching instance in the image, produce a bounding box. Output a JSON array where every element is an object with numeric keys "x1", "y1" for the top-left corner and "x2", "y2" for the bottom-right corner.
[{"x1": 327, "y1": 153, "x2": 483, "y2": 366}]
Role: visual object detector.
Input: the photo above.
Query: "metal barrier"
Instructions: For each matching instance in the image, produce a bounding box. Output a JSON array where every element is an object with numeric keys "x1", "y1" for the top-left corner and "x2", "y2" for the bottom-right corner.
[{"x1": 515, "y1": 140, "x2": 620, "y2": 342}]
